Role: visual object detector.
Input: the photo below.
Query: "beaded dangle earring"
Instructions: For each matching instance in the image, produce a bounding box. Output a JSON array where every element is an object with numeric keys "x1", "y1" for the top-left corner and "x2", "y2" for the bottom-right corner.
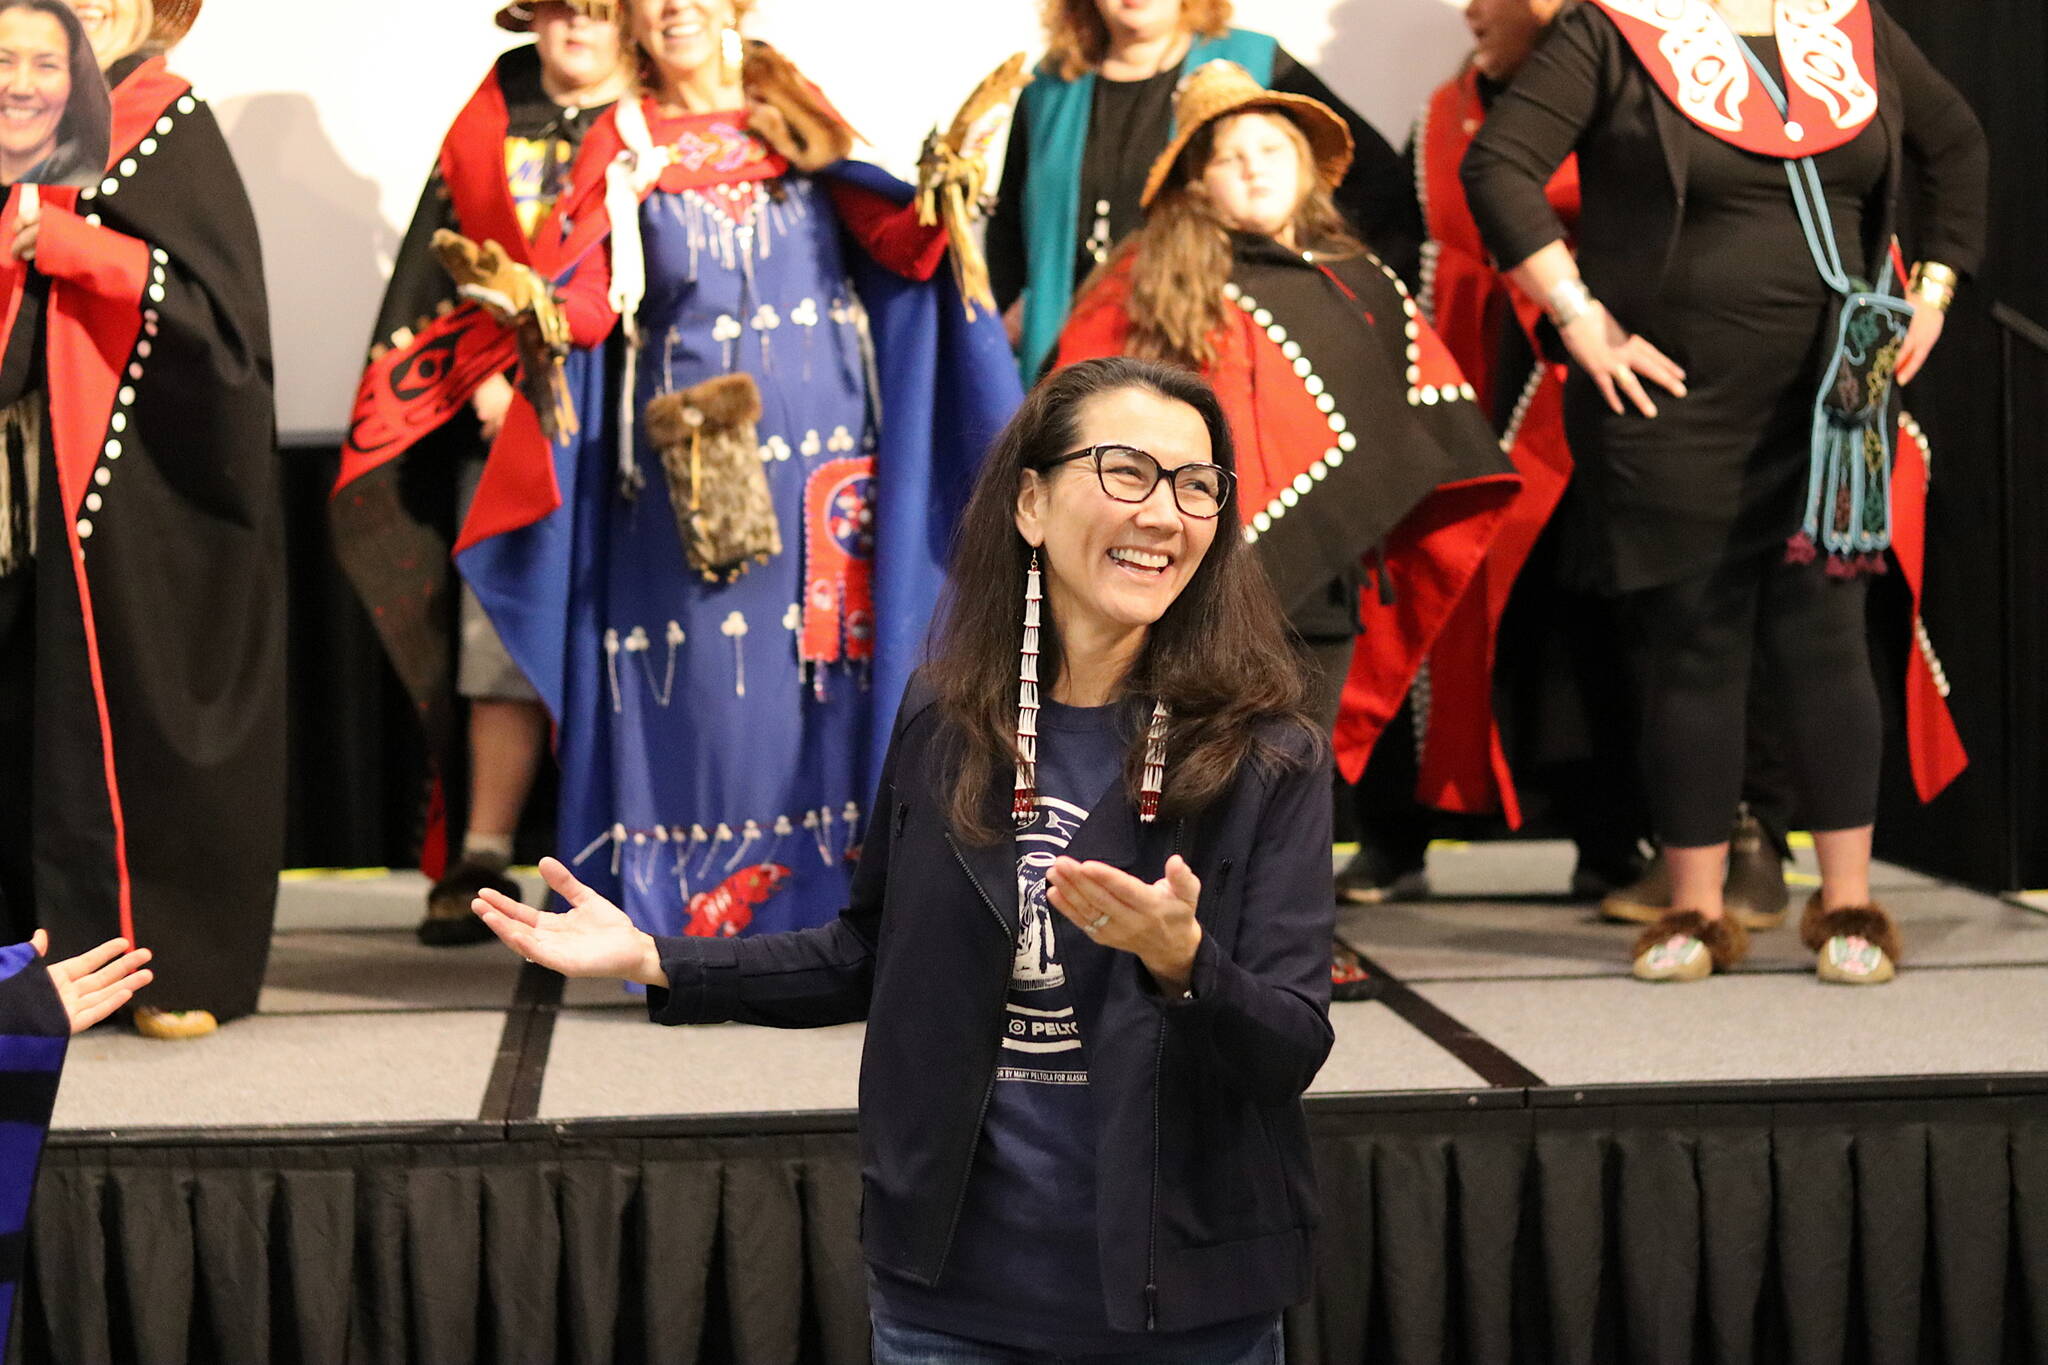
[
  {"x1": 720, "y1": 23, "x2": 743, "y2": 86},
  {"x1": 1139, "y1": 700, "x2": 1168, "y2": 823},
  {"x1": 1013, "y1": 548, "x2": 1043, "y2": 828}
]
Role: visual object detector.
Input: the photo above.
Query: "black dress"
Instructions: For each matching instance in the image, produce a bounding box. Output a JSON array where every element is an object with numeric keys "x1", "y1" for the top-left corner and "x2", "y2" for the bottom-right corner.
[
  {"x1": 1562, "y1": 38, "x2": 1889, "y2": 592},
  {"x1": 1461, "y1": 1, "x2": 1987, "y2": 594}
]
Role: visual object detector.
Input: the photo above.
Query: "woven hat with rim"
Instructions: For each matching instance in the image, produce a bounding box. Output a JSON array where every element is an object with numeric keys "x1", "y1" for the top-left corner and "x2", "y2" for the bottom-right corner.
[
  {"x1": 1139, "y1": 59, "x2": 1354, "y2": 209},
  {"x1": 151, "y1": 0, "x2": 201, "y2": 48},
  {"x1": 495, "y1": 0, "x2": 616, "y2": 34}
]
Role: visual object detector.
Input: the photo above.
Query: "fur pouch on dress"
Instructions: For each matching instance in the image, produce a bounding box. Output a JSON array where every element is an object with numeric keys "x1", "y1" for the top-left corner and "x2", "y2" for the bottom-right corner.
[{"x1": 645, "y1": 373, "x2": 782, "y2": 583}]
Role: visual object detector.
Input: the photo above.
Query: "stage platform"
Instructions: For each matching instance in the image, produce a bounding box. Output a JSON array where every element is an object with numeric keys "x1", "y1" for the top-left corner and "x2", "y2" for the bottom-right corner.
[{"x1": 19, "y1": 843, "x2": 2048, "y2": 1364}]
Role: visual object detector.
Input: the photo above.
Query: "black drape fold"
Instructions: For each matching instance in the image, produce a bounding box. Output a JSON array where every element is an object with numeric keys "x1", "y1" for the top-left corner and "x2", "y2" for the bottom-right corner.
[
  {"x1": 14, "y1": 1105, "x2": 2048, "y2": 1364},
  {"x1": 1295, "y1": 1099, "x2": 2048, "y2": 1365},
  {"x1": 1696, "y1": 1121, "x2": 1772, "y2": 1364}
]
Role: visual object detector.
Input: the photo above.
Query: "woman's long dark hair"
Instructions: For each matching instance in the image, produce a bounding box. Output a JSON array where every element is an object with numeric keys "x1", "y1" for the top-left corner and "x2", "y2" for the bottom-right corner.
[
  {"x1": 0, "y1": 0, "x2": 111, "y2": 189},
  {"x1": 926, "y1": 357, "x2": 1315, "y2": 844}
]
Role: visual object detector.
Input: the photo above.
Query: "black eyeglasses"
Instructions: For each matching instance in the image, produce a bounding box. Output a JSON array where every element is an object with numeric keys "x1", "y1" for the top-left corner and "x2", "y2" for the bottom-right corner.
[{"x1": 1037, "y1": 444, "x2": 1236, "y2": 519}]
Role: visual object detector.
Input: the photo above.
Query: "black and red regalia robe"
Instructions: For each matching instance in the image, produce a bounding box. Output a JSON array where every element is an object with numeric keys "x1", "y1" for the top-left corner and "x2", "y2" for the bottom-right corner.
[
  {"x1": 1057, "y1": 234, "x2": 1519, "y2": 767},
  {"x1": 330, "y1": 44, "x2": 614, "y2": 875},
  {"x1": 1412, "y1": 65, "x2": 1582, "y2": 825},
  {"x1": 0, "y1": 56, "x2": 284, "y2": 1020}
]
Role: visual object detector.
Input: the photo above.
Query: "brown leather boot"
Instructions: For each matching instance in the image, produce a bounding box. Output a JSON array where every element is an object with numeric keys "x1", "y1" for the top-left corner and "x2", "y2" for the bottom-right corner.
[
  {"x1": 1722, "y1": 811, "x2": 1789, "y2": 929},
  {"x1": 1604, "y1": 820, "x2": 1788, "y2": 930},
  {"x1": 1600, "y1": 852, "x2": 1670, "y2": 925}
]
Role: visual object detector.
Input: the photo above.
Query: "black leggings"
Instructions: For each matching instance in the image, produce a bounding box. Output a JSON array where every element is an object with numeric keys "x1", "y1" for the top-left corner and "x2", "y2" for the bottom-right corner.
[{"x1": 1620, "y1": 549, "x2": 1879, "y2": 848}]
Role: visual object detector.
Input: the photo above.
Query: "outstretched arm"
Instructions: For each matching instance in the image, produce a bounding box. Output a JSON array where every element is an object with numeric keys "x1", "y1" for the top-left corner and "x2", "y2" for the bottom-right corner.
[
  {"x1": 473, "y1": 856, "x2": 669, "y2": 985},
  {"x1": 474, "y1": 854, "x2": 884, "y2": 1028}
]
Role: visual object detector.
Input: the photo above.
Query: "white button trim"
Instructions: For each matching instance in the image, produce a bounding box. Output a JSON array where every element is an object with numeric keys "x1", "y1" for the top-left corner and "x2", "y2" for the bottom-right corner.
[{"x1": 1223, "y1": 282, "x2": 1363, "y2": 540}]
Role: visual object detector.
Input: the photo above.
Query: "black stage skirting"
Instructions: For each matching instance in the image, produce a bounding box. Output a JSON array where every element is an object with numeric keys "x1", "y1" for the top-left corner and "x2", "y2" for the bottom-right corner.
[{"x1": 14, "y1": 1083, "x2": 2048, "y2": 1365}]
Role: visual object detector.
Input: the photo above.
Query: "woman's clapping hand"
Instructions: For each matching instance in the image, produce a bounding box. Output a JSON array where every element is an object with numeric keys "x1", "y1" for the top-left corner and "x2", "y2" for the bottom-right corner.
[
  {"x1": 472, "y1": 857, "x2": 668, "y2": 987},
  {"x1": 1045, "y1": 854, "x2": 1204, "y2": 996}
]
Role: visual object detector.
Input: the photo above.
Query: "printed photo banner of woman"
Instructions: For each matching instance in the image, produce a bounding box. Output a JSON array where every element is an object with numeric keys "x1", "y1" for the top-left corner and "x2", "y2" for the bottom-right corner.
[{"x1": 0, "y1": 0, "x2": 108, "y2": 191}]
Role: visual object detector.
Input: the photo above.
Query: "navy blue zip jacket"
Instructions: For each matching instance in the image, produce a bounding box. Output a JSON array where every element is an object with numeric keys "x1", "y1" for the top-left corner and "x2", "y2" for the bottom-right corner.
[{"x1": 646, "y1": 679, "x2": 1336, "y2": 1333}]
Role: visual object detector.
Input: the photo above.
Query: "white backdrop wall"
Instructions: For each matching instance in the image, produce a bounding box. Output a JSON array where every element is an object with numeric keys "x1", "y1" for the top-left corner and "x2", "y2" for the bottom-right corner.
[{"x1": 169, "y1": 0, "x2": 1471, "y2": 443}]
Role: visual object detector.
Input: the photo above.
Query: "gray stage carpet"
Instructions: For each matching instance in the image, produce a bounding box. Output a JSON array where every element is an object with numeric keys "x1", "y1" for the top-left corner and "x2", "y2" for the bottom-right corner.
[{"x1": 47, "y1": 843, "x2": 2048, "y2": 1135}]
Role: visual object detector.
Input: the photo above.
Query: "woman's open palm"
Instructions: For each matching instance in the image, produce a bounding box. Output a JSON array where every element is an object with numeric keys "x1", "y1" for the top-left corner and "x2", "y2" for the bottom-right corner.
[
  {"x1": 32, "y1": 931, "x2": 152, "y2": 1033},
  {"x1": 473, "y1": 857, "x2": 658, "y2": 983}
]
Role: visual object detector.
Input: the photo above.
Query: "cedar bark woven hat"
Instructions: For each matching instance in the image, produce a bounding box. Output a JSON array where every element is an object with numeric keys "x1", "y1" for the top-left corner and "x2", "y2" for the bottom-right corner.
[
  {"x1": 1140, "y1": 59, "x2": 1353, "y2": 208},
  {"x1": 495, "y1": 0, "x2": 616, "y2": 33},
  {"x1": 152, "y1": 0, "x2": 201, "y2": 47}
]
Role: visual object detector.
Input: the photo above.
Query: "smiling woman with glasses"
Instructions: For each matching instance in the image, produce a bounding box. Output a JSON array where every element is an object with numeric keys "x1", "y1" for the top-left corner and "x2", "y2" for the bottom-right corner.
[{"x1": 472, "y1": 357, "x2": 1337, "y2": 1363}]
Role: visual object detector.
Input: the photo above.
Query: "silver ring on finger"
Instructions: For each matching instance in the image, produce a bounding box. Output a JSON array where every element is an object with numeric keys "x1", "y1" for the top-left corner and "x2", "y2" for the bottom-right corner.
[{"x1": 1087, "y1": 913, "x2": 1110, "y2": 931}]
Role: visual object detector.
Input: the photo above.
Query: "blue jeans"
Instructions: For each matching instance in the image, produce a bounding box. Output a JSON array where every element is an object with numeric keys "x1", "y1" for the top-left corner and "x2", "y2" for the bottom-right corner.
[{"x1": 870, "y1": 1312, "x2": 1284, "y2": 1365}]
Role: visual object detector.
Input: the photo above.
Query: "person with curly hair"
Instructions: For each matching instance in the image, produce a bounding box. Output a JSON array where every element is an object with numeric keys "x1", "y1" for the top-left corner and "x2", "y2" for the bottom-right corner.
[{"x1": 987, "y1": 0, "x2": 1421, "y2": 382}]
